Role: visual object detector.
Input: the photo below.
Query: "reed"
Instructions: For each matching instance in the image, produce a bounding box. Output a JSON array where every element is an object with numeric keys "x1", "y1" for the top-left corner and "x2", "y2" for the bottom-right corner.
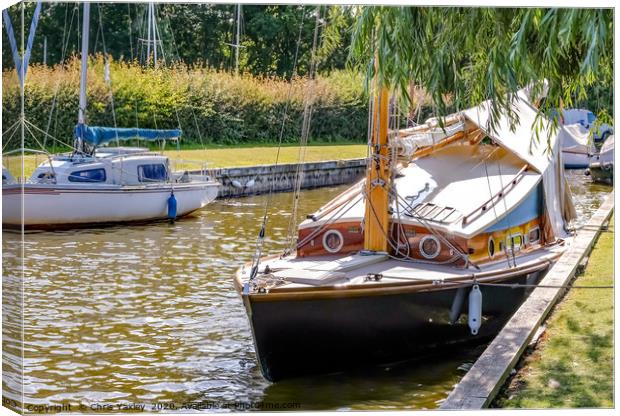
[{"x1": 2, "y1": 56, "x2": 395, "y2": 150}]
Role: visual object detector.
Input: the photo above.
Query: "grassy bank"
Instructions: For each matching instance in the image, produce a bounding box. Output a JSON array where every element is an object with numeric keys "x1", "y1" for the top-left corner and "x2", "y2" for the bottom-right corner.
[
  {"x1": 3, "y1": 144, "x2": 368, "y2": 178},
  {"x1": 495, "y1": 216, "x2": 614, "y2": 408},
  {"x1": 163, "y1": 144, "x2": 367, "y2": 168}
]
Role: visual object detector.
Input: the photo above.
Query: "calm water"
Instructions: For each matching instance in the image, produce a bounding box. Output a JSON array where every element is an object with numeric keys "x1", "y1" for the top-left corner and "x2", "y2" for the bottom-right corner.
[{"x1": 2, "y1": 169, "x2": 611, "y2": 412}]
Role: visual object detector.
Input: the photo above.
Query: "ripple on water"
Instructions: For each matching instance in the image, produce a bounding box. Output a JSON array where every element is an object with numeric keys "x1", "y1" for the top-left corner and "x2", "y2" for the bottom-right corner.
[{"x1": 4, "y1": 175, "x2": 610, "y2": 410}]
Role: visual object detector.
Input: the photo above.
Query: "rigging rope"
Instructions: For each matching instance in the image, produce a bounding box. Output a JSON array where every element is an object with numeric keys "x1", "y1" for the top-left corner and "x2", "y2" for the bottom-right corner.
[
  {"x1": 44, "y1": 2, "x2": 77, "y2": 150},
  {"x1": 482, "y1": 155, "x2": 515, "y2": 269},
  {"x1": 127, "y1": 4, "x2": 134, "y2": 61},
  {"x1": 96, "y1": 4, "x2": 120, "y2": 150},
  {"x1": 162, "y1": 5, "x2": 206, "y2": 151},
  {"x1": 368, "y1": 272, "x2": 613, "y2": 290},
  {"x1": 248, "y1": 6, "x2": 309, "y2": 284},
  {"x1": 285, "y1": 6, "x2": 323, "y2": 254},
  {"x1": 392, "y1": 186, "x2": 473, "y2": 266},
  {"x1": 2, "y1": 120, "x2": 22, "y2": 151}
]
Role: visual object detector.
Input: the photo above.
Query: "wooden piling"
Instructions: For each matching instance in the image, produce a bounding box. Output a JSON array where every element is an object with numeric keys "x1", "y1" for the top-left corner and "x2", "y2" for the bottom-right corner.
[{"x1": 440, "y1": 191, "x2": 614, "y2": 410}]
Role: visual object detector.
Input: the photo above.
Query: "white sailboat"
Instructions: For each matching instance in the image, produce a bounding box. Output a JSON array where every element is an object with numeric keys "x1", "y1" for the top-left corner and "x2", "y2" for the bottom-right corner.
[{"x1": 2, "y1": 3, "x2": 219, "y2": 228}]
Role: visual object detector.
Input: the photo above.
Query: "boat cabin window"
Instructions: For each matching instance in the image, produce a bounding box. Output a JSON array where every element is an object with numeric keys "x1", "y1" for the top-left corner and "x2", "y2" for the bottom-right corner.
[
  {"x1": 68, "y1": 168, "x2": 106, "y2": 183},
  {"x1": 322, "y1": 230, "x2": 344, "y2": 254},
  {"x1": 528, "y1": 227, "x2": 541, "y2": 244},
  {"x1": 138, "y1": 164, "x2": 168, "y2": 182},
  {"x1": 419, "y1": 235, "x2": 441, "y2": 259},
  {"x1": 505, "y1": 234, "x2": 523, "y2": 252},
  {"x1": 488, "y1": 237, "x2": 495, "y2": 258}
]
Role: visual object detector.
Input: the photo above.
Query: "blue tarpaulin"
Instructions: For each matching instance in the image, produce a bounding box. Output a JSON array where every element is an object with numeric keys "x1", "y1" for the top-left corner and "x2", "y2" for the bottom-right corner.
[{"x1": 75, "y1": 125, "x2": 182, "y2": 146}]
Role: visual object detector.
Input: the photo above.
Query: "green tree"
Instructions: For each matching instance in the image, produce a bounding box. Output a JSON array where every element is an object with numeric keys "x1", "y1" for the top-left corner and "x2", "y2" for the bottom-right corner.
[
  {"x1": 2, "y1": 3, "x2": 354, "y2": 78},
  {"x1": 350, "y1": 7, "x2": 613, "y2": 131}
]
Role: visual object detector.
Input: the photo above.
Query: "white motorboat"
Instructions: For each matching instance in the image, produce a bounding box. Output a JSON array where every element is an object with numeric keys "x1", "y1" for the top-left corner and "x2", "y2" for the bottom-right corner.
[
  {"x1": 562, "y1": 108, "x2": 613, "y2": 142},
  {"x1": 2, "y1": 3, "x2": 219, "y2": 228},
  {"x1": 559, "y1": 123, "x2": 595, "y2": 169},
  {"x1": 2, "y1": 147, "x2": 218, "y2": 228},
  {"x1": 587, "y1": 134, "x2": 614, "y2": 185}
]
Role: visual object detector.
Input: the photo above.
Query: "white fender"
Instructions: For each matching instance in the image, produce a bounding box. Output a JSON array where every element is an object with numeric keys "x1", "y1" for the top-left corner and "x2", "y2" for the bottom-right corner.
[{"x1": 468, "y1": 284, "x2": 482, "y2": 335}]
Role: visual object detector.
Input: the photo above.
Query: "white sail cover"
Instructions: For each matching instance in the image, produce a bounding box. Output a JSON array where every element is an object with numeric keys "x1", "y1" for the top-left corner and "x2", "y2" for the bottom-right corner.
[
  {"x1": 559, "y1": 123, "x2": 593, "y2": 152},
  {"x1": 462, "y1": 91, "x2": 576, "y2": 239},
  {"x1": 395, "y1": 121, "x2": 465, "y2": 158}
]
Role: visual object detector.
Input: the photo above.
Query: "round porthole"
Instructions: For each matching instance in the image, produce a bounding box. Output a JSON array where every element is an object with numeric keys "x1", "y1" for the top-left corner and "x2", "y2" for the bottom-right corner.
[
  {"x1": 322, "y1": 230, "x2": 344, "y2": 254},
  {"x1": 419, "y1": 235, "x2": 441, "y2": 259},
  {"x1": 488, "y1": 237, "x2": 495, "y2": 258}
]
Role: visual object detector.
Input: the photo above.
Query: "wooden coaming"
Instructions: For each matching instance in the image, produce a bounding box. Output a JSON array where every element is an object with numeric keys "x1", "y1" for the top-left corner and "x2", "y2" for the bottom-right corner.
[
  {"x1": 297, "y1": 221, "x2": 363, "y2": 257},
  {"x1": 297, "y1": 216, "x2": 545, "y2": 266}
]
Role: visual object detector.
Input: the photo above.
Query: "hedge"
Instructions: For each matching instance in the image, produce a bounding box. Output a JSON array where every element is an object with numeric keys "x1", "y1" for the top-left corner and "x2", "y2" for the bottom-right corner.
[{"x1": 2, "y1": 56, "x2": 374, "y2": 150}]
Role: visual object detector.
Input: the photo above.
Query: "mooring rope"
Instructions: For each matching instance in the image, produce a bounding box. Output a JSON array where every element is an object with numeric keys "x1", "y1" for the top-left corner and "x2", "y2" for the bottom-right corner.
[{"x1": 373, "y1": 273, "x2": 613, "y2": 290}]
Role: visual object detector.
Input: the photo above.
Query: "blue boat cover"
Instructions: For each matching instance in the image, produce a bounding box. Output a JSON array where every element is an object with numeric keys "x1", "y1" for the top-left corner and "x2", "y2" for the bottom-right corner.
[
  {"x1": 75, "y1": 124, "x2": 182, "y2": 146},
  {"x1": 484, "y1": 182, "x2": 543, "y2": 233}
]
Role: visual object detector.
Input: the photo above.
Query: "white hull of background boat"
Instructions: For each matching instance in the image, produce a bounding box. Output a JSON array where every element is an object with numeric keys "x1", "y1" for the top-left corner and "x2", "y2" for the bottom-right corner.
[
  {"x1": 562, "y1": 149, "x2": 591, "y2": 169},
  {"x1": 560, "y1": 123, "x2": 594, "y2": 169},
  {"x1": 2, "y1": 182, "x2": 219, "y2": 227}
]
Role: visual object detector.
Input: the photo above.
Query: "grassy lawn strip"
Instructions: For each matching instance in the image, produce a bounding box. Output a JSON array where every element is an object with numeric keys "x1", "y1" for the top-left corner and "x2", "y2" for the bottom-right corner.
[
  {"x1": 496, "y1": 216, "x2": 614, "y2": 408},
  {"x1": 4, "y1": 144, "x2": 367, "y2": 178},
  {"x1": 163, "y1": 144, "x2": 367, "y2": 169}
]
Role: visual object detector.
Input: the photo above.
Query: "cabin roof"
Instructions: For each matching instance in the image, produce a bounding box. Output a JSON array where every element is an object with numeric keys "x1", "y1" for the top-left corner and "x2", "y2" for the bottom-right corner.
[{"x1": 300, "y1": 141, "x2": 541, "y2": 239}]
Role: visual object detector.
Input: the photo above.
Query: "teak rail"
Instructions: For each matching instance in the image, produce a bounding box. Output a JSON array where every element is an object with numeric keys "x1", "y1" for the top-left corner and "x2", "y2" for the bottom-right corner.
[{"x1": 461, "y1": 164, "x2": 529, "y2": 225}]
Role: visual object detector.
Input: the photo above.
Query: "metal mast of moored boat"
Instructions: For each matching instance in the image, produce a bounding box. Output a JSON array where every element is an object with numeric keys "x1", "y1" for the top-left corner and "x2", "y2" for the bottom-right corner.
[
  {"x1": 234, "y1": 5, "x2": 241, "y2": 75},
  {"x1": 76, "y1": 2, "x2": 90, "y2": 154}
]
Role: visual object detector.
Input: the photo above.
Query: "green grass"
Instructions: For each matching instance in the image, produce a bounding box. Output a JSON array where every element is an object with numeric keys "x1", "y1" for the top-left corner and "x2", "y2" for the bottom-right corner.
[
  {"x1": 497, "y1": 216, "x2": 614, "y2": 409},
  {"x1": 163, "y1": 144, "x2": 367, "y2": 169},
  {"x1": 3, "y1": 144, "x2": 367, "y2": 178}
]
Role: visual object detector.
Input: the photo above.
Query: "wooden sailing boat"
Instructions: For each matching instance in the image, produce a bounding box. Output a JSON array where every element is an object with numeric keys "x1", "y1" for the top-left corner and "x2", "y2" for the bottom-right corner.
[{"x1": 235, "y1": 79, "x2": 576, "y2": 381}]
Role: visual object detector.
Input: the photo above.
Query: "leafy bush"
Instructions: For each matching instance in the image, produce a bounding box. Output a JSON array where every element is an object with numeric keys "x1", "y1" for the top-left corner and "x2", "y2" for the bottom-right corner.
[{"x1": 2, "y1": 56, "x2": 375, "y2": 150}]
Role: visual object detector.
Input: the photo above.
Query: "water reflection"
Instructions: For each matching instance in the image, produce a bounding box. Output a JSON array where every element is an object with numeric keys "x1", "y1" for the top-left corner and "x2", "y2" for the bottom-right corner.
[{"x1": 2, "y1": 170, "x2": 611, "y2": 412}]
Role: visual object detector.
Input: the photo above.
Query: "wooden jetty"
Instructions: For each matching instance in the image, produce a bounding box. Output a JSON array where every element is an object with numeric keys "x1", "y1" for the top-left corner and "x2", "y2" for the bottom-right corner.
[{"x1": 440, "y1": 190, "x2": 614, "y2": 409}]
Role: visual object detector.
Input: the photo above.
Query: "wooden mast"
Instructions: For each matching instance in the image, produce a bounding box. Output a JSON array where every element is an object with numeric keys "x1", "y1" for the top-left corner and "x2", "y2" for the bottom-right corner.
[{"x1": 363, "y1": 85, "x2": 390, "y2": 252}]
